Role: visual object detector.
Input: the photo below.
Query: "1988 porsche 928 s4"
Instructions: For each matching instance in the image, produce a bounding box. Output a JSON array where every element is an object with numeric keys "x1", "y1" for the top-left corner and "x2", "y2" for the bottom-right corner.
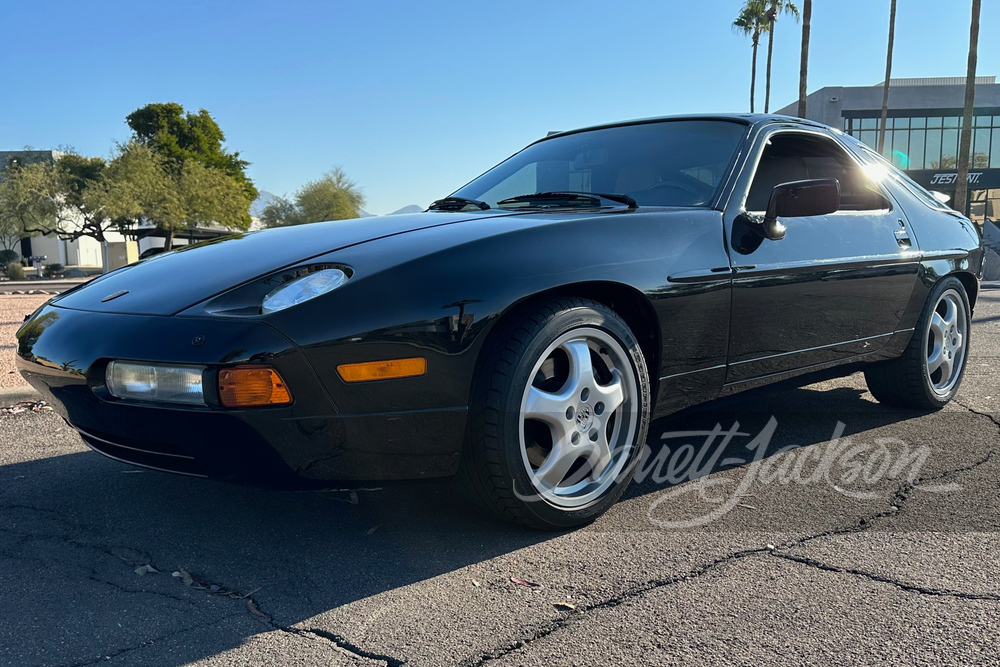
[{"x1": 17, "y1": 114, "x2": 984, "y2": 529}]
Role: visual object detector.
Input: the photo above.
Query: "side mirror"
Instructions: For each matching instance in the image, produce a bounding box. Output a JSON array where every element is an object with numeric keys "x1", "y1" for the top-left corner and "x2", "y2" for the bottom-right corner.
[{"x1": 761, "y1": 179, "x2": 842, "y2": 240}]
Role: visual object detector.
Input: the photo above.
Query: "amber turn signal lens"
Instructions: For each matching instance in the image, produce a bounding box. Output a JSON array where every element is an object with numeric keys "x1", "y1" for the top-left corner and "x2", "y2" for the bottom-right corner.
[
  {"x1": 218, "y1": 366, "x2": 292, "y2": 407},
  {"x1": 337, "y1": 357, "x2": 427, "y2": 383}
]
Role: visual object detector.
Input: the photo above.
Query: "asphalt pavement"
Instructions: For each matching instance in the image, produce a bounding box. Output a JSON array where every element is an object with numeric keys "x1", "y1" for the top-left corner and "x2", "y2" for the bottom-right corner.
[{"x1": 0, "y1": 286, "x2": 998, "y2": 666}]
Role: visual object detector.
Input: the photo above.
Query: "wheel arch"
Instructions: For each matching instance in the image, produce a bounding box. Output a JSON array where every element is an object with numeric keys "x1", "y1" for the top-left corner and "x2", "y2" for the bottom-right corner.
[
  {"x1": 950, "y1": 270, "x2": 979, "y2": 310},
  {"x1": 472, "y1": 281, "x2": 661, "y2": 406}
]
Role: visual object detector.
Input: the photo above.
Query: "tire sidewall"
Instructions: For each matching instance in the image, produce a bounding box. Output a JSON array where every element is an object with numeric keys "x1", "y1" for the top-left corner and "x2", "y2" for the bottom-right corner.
[{"x1": 495, "y1": 304, "x2": 650, "y2": 529}]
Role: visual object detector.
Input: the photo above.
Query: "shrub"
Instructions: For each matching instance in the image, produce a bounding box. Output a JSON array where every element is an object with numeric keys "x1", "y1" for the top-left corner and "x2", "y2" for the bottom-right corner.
[
  {"x1": 43, "y1": 263, "x2": 64, "y2": 278},
  {"x1": 6, "y1": 262, "x2": 25, "y2": 280},
  {"x1": 0, "y1": 250, "x2": 17, "y2": 266}
]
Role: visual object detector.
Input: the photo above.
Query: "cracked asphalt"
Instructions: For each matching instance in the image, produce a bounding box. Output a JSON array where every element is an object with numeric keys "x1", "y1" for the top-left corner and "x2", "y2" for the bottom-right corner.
[{"x1": 1, "y1": 287, "x2": 998, "y2": 666}]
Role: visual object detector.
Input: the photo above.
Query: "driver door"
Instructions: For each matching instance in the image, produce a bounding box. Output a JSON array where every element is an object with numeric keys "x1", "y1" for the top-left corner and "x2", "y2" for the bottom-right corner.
[{"x1": 723, "y1": 129, "x2": 921, "y2": 384}]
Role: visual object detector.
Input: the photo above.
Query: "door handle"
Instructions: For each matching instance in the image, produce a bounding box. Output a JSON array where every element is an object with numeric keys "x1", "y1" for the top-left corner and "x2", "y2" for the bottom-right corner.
[{"x1": 894, "y1": 228, "x2": 911, "y2": 249}]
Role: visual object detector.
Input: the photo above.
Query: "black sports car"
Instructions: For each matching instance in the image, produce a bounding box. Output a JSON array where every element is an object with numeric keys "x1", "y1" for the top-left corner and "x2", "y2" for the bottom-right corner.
[{"x1": 17, "y1": 114, "x2": 984, "y2": 529}]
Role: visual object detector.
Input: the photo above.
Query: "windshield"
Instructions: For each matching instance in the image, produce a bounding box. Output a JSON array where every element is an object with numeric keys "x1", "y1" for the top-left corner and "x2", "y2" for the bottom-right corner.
[{"x1": 453, "y1": 120, "x2": 747, "y2": 209}]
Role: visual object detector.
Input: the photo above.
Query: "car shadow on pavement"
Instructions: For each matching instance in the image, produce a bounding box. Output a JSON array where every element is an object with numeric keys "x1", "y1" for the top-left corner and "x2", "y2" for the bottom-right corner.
[
  {"x1": 625, "y1": 384, "x2": 928, "y2": 501},
  {"x1": 0, "y1": 381, "x2": 946, "y2": 666}
]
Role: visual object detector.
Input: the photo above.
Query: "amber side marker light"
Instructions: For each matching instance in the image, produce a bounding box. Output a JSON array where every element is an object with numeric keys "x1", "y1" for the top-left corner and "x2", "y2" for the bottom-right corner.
[
  {"x1": 218, "y1": 366, "x2": 292, "y2": 407},
  {"x1": 337, "y1": 358, "x2": 427, "y2": 383}
]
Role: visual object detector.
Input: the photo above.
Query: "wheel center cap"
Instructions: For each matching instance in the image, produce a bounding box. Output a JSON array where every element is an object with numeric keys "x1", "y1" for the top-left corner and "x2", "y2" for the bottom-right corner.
[{"x1": 575, "y1": 404, "x2": 594, "y2": 432}]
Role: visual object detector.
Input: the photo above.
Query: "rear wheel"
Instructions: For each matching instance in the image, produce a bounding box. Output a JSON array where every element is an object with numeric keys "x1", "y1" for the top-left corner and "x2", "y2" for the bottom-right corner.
[
  {"x1": 460, "y1": 298, "x2": 650, "y2": 529},
  {"x1": 864, "y1": 277, "x2": 971, "y2": 410}
]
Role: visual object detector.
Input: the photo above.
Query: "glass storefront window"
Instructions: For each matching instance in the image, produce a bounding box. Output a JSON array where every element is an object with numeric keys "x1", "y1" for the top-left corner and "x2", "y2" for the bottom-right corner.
[
  {"x1": 892, "y1": 128, "x2": 910, "y2": 167},
  {"x1": 909, "y1": 129, "x2": 926, "y2": 169},
  {"x1": 940, "y1": 128, "x2": 959, "y2": 167},
  {"x1": 841, "y1": 113, "x2": 996, "y2": 173},
  {"x1": 974, "y1": 128, "x2": 991, "y2": 168},
  {"x1": 926, "y1": 128, "x2": 943, "y2": 168}
]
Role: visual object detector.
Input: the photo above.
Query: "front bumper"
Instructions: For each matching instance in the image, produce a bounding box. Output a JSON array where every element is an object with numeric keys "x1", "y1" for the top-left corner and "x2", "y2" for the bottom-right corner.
[{"x1": 15, "y1": 305, "x2": 465, "y2": 486}]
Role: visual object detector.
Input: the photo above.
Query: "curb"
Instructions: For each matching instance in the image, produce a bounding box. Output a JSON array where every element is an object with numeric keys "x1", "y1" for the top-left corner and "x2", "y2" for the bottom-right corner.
[
  {"x1": 0, "y1": 385, "x2": 42, "y2": 406},
  {"x1": 0, "y1": 290, "x2": 61, "y2": 295}
]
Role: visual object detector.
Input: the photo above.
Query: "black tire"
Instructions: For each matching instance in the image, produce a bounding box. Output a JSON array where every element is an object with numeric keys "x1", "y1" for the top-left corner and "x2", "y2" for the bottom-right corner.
[
  {"x1": 459, "y1": 297, "x2": 651, "y2": 530},
  {"x1": 864, "y1": 276, "x2": 972, "y2": 410}
]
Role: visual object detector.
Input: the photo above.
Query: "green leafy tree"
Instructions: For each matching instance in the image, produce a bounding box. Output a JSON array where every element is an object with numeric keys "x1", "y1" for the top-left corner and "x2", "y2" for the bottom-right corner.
[
  {"x1": 125, "y1": 102, "x2": 258, "y2": 228},
  {"x1": 259, "y1": 196, "x2": 300, "y2": 228},
  {"x1": 0, "y1": 154, "x2": 136, "y2": 245},
  {"x1": 261, "y1": 168, "x2": 365, "y2": 227},
  {"x1": 113, "y1": 142, "x2": 253, "y2": 248},
  {"x1": 0, "y1": 180, "x2": 30, "y2": 251}
]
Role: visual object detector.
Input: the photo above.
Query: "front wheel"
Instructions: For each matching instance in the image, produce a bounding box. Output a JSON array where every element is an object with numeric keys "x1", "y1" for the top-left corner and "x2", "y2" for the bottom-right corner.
[
  {"x1": 460, "y1": 298, "x2": 650, "y2": 530},
  {"x1": 865, "y1": 276, "x2": 972, "y2": 410}
]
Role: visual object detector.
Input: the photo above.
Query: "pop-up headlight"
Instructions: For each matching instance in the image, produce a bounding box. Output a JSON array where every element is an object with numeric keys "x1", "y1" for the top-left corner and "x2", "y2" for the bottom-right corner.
[{"x1": 261, "y1": 268, "x2": 349, "y2": 314}]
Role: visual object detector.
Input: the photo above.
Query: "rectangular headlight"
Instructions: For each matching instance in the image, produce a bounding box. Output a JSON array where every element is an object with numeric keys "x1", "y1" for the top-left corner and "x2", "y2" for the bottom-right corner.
[{"x1": 106, "y1": 361, "x2": 205, "y2": 406}]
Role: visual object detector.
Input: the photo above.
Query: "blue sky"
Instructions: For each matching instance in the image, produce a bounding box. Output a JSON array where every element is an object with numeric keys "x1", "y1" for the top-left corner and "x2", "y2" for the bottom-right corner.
[{"x1": 1, "y1": 0, "x2": 995, "y2": 214}]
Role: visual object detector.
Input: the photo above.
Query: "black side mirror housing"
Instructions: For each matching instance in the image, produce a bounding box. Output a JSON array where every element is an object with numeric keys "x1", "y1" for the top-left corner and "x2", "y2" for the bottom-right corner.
[{"x1": 761, "y1": 179, "x2": 842, "y2": 240}]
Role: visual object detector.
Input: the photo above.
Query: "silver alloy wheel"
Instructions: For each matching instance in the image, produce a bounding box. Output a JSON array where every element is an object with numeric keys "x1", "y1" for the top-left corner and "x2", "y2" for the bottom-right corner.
[
  {"x1": 518, "y1": 327, "x2": 639, "y2": 509},
  {"x1": 926, "y1": 288, "x2": 968, "y2": 396}
]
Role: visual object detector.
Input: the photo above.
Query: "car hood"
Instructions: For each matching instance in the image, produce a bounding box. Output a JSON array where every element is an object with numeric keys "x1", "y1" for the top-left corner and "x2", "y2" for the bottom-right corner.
[{"x1": 52, "y1": 211, "x2": 513, "y2": 316}]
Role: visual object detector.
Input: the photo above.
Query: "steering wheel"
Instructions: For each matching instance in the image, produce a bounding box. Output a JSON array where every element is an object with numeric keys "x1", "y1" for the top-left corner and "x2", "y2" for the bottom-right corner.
[{"x1": 642, "y1": 176, "x2": 714, "y2": 206}]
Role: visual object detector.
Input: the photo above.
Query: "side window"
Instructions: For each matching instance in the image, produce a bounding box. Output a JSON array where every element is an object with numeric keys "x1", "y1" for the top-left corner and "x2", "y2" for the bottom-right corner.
[
  {"x1": 745, "y1": 133, "x2": 889, "y2": 212},
  {"x1": 856, "y1": 144, "x2": 951, "y2": 211}
]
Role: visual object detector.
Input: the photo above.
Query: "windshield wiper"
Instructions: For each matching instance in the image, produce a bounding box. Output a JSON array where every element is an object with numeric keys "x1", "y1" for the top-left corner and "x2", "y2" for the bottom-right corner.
[
  {"x1": 496, "y1": 191, "x2": 637, "y2": 210},
  {"x1": 427, "y1": 196, "x2": 490, "y2": 212}
]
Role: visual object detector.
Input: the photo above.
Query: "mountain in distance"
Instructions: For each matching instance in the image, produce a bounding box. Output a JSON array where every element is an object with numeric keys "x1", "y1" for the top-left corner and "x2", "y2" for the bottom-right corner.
[
  {"x1": 250, "y1": 190, "x2": 279, "y2": 217},
  {"x1": 389, "y1": 205, "x2": 424, "y2": 215},
  {"x1": 358, "y1": 204, "x2": 424, "y2": 217}
]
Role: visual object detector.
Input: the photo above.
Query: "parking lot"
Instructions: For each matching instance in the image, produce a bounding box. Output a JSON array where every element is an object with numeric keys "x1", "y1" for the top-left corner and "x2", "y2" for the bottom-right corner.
[{"x1": 1, "y1": 287, "x2": 998, "y2": 666}]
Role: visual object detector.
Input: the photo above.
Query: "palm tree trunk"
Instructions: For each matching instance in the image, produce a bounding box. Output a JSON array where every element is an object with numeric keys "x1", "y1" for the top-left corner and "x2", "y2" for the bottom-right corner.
[
  {"x1": 878, "y1": 0, "x2": 897, "y2": 153},
  {"x1": 955, "y1": 0, "x2": 982, "y2": 216},
  {"x1": 796, "y1": 0, "x2": 811, "y2": 118},
  {"x1": 751, "y1": 35, "x2": 760, "y2": 112},
  {"x1": 764, "y1": 16, "x2": 775, "y2": 112}
]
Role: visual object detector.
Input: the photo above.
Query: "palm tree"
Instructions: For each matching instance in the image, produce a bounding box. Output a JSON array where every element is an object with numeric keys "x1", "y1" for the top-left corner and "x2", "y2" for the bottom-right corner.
[
  {"x1": 733, "y1": 0, "x2": 770, "y2": 113},
  {"x1": 878, "y1": 0, "x2": 897, "y2": 153},
  {"x1": 763, "y1": 1, "x2": 800, "y2": 113},
  {"x1": 955, "y1": 0, "x2": 982, "y2": 216},
  {"x1": 796, "y1": 0, "x2": 812, "y2": 118}
]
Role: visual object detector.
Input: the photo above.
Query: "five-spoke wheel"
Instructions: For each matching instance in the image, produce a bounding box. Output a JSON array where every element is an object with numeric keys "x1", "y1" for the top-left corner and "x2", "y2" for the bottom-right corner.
[
  {"x1": 925, "y1": 289, "x2": 968, "y2": 396},
  {"x1": 519, "y1": 328, "x2": 639, "y2": 509},
  {"x1": 460, "y1": 298, "x2": 650, "y2": 529}
]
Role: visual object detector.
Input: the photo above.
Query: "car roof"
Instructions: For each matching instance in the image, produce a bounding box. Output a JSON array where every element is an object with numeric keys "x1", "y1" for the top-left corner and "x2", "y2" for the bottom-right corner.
[{"x1": 538, "y1": 114, "x2": 832, "y2": 143}]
